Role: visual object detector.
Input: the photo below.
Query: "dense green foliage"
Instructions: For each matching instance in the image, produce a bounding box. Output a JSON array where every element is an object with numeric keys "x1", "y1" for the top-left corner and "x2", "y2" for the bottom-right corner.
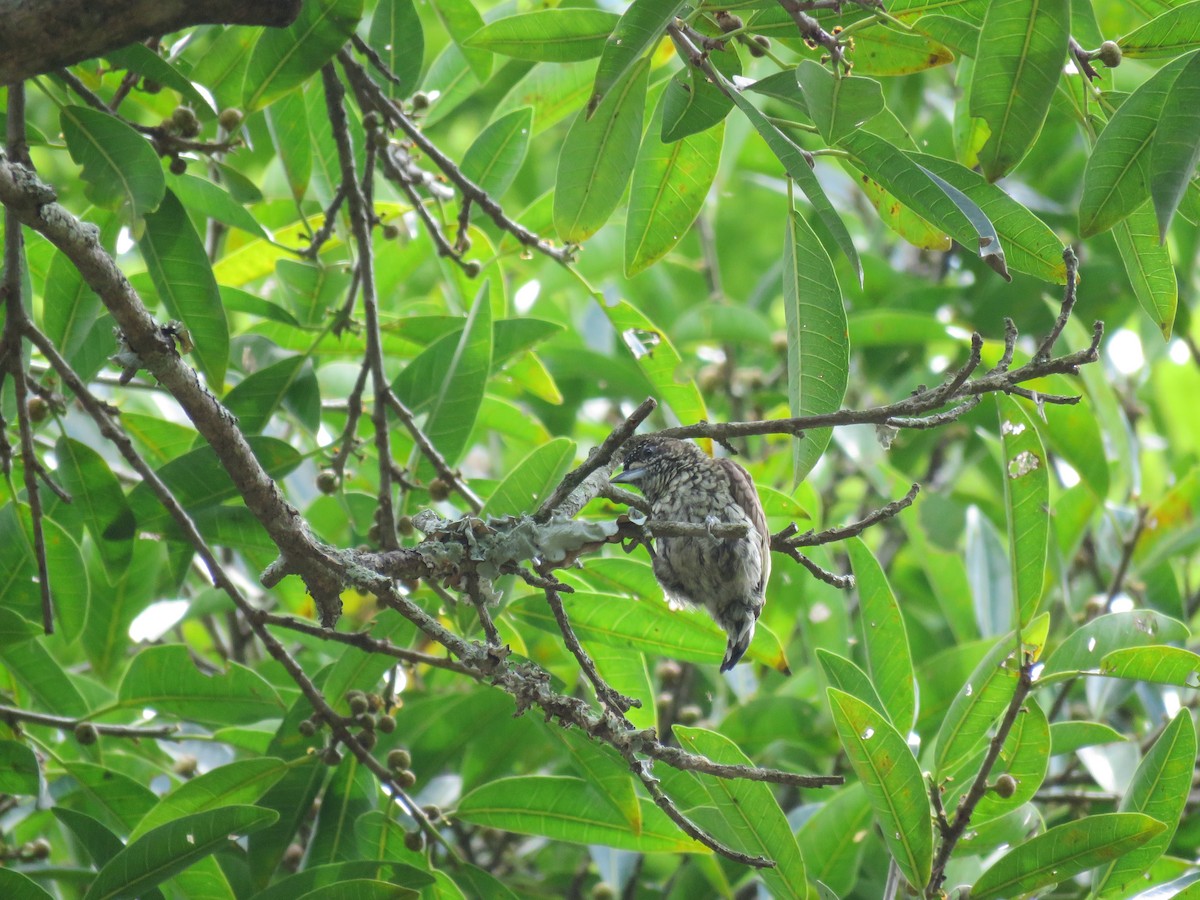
[{"x1": 1, "y1": 0, "x2": 1199, "y2": 897}]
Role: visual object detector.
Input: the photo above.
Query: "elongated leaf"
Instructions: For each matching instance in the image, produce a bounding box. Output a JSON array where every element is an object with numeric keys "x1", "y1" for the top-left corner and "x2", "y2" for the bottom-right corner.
[
  {"x1": 467, "y1": 10, "x2": 618, "y2": 62},
  {"x1": 508, "y1": 591, "x2": 788, "y2": 671},
  {"x1": 496, "y1": 60, "x2": 595, "y2": 135},
  {"x1": 1099, "y1": 645, "x2": 1200, "y2": 686},
  {"x1": 117, "y1": 644, "x2": 284, "y2": 726},
  {"x1": 461, "y1": 107, "x2": 532, "y2": 199},
  {"x1": 783, "y1": 208, "x2": 848, "y2": 483},
  {"x1": 130, "y1": 758, "x2": 291, "y2": 840},
  {"x1": 1151, "y1": 51, "x2": 1200, "y2": 239},
  {"x1": 674, "y1": 727, "x2": 808, "y2": 898},
  {"x1": 588, "y1": 0, "x2": 684, "y2": 115},
  {"x1": 480, "y1": 438, "x2": 576, "y2": 517},
  {"x1": 796, "y1": 785, "x2": 872, "y2": 898},
  {"x1": 456, "y1": 775, "x2": 708, "y2": 853},
  {"x1": 971, "y1": 813, "x2": 1165, "y2": 900},
  {"x1": 827, "y1": 689, "x2": 933, "y2": 891},
  {"x1": 1095, "y1": 710, "x2": 1196, "y2": 895},
  {"x1": 168, "y1": 173, "x2": 266, "y2": 238},
  {"x1": 1049, "y1": 721, "x2": 1125, "y2": 756},
  {"x1": 600, "y1": 300, "x2": 709, "y2": 438},
  {"x1": 935, "y1": 615, "x2": 1048, "y2": 776},
  {"x1": 0, "y1": 505, "x2": 90, "y2": 642},
  {"x1": 795, "y1": 59, "x2": 884, "y2": 144},
  {"x1": 83, "y1": 806, "x2": 278, "y2": 900},
  {"x1": 0, "y1": 869, "x2": 54, "y2": 898},
  {"x1": 367, "y1": 0, "x2": 424, "y2": 98},
  {"x1": 138, "y1": 189, "x2": 229, "y2": 388},
  {"x1": 1114, "y1": 202, "x2": 1179, "y2": 340},
  {"x1": 1118, "y1": 1, "x2": 1200, "y2": 58},
  {"x1": 555, "y1": 58, "x2": 648, "y2": 242},
  {"x1": 251, "y1": 861, "x2": 432, "y2": 900},
  {"x1": 625, "y1": 101, "x2": 723, "y2": 276},
  {"x1": 105, "y1": 44, "x2": 215, "y2": 115},
  {"x1": 244, "y1": 0, "x2": 363, "y2": 111},
  {"x1": 1042, "y1": 610, "x2": 1190, "y2": 681},
  {"x1": 0, "y1": 740, "x2": 39, "y2": 795},
  {"x1": 968, "y1": 0, "x2": 1069, "y2": 181},
  {"x1": 998, "y1": 395, "x2": 1049, "y2": 626},
  {"x1": 60, "y1": 106, "x2": 164, "y2": 228},
  {"x1": 409, "y1": 285, "x2": 492, "y2": 479},
  {"x1": 839, "y1": 130, "x2": 1004, "y2": 272},
  {"x1": 847, "y1": 538, "x2": 916, "y2": 732},
  {"x1": 1080, "y1": 54, "x2": 1192, "y2": 237},
  {"x1": 545, "y1": 726, "x2": 641, "y2": 831},
  {"x1": 52, "y1": 436, "x2": 132, "y2": 577},
  {"x1": 661, "y1": 45, "x2": 739, "y2": 142},
  {"x1": 817, "y1": 649, "x2": 890, "y2": 721},
  {"x1": 431, "y1": 0, "x2": 491, "y2": 79},
  {"x1": 726, "y1": 86, "x2": 862, "y2": 282}
]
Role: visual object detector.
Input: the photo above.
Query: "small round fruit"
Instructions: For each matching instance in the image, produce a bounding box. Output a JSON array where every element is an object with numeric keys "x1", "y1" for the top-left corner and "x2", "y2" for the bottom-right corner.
[
  {"x1": 322, "y1": 745, "x2": 343, "y2": 766},
  {"x1": 461, "y1": 259, "x2": 483, "y2": 279},
  {"x1": 363, "y1": 111, "x2": 380, "y2": 130},
  {"x1": 1098, "y1": 40, "x2": 1122, "y2": 68},
  {"x1": 411, "y1": 92, "x2": 431, "y2": 111},
  {"x1": 356, "y1": 730, "x2": 377, "y2": 750},
  {"x1": 169, "y1": 156, "x2": 187, "y2": 175},
  {"x1": 27, "y1": 396, "x2": 49, "y2": 423},
  {"x1": 316, "y1": 469, "x2": 340, "y2": 494},
  {"x1": 677, "y1": 704, "x2": 703, "y2": 725},
  {"x1": 378, "y1": 714, "x2": 396, "y2": 733},
  {"x1": 992, "y1": 773, "x2": 1017, "y2": 799},
  {"x1": 172, "y1": 106, "x2": 200, "y2": 137},
  {"x1": 74, "y1": 722, "x2": 99, "y2": 745},
  {"x1": 396, "y1": 516, "x2": 415, "y2": 537},
  {"x1": 218, "y1": 108, "x2": 244, "y2": 130},
  {"x1": 396, "y1": 768, "x2": 418, "y2": 788},
  {"x1": 428, "y1": 478, "x2": 450, "y2": 501},
  {"x1": 348, "y1": 694, "x2": 369, "y2": 715},
  {"x1": 298, "y1": 719, "x2": 317, "y2": 737},
  {"x1": 382, "y1": 223, "x2": 400, "y2": 240},
  {"x1": 388, "y1": 748, "x2": 412, "y2": 770},
  {"x1": 422, "y1": 804, "x2": 442, "y2": 821},
  {"x1": 404, "y1": 830, "x2": 425, "y2": 852}
]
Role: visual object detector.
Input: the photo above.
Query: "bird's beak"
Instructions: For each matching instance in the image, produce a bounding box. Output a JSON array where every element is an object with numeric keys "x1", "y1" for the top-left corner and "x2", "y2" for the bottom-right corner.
[{"x1": 611, "y1": 465, "x2": 644, "y2": 485}]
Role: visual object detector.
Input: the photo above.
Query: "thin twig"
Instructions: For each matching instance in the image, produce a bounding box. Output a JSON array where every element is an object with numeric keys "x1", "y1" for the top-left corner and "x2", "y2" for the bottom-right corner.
[{"x1": 0, "y1": 704, "x2": 180, "y2": 739}]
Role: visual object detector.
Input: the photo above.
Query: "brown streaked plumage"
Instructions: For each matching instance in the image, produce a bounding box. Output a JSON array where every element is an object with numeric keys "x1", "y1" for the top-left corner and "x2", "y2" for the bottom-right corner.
[{"x1": 611, "y1": 436, "x2": 771, "y2": 672}]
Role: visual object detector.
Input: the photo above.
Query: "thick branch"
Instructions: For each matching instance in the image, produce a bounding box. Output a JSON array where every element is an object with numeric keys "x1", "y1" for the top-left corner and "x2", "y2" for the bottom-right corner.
[{"x1": 0, "y1": 0, "x2": 300, "y2": 84}]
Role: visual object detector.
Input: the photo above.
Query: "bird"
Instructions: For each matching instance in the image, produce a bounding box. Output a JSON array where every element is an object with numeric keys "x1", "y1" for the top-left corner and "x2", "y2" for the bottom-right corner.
[{"x1": 610, "y1": 436, "x2": 771, "y2": 672}]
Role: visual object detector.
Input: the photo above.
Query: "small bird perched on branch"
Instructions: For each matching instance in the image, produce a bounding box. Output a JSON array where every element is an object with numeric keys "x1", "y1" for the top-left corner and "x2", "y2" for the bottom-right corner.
[{"x1": 611, "y1": 436, "x2": 771, "y2": 672}]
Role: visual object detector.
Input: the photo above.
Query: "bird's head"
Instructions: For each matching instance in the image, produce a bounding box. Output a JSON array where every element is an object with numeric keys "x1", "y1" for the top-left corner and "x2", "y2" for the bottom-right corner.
[{"x1": 610, "y1": 436, "x2": 705, "y2": 502}]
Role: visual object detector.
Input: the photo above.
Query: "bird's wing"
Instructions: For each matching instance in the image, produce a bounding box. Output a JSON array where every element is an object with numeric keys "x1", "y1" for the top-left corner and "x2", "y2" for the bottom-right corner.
[{"x1": 716, "y1": 457, "x2": 771, "y2": 595}]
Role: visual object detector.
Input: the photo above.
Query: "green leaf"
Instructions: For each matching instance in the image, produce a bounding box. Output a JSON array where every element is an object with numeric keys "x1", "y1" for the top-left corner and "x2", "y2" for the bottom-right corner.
[
  {"x1": 407, "y1": 284, "x2": 492, "y2": 478},
  {"x1": 223, "y1": 356, "x2": 319, "y2": 435},
  {"x1": 105, "y1": 44, "x2": 216, "y2": 115},
  {"x1": 847, "y1": 538, "x2": 916, "y2": 732},
  {"x1": 496, "y1": 60, "x2": 595, "y2": 135},
  {"x1": 783, "y1": 208, "x2": 848, "y2": 484},
  {"x1": 625, "y1": 98, "x2": 723, "y2": 276},
  {"x1": 168, "y1": 173, "x2": 266, "y2": 238},
  {"x1": 795, "y1": 60, "x2": 884, "y2": 144},
  {"x1": 1099, "y1": 645, "x2": 1200, "y2": 686},
  {"x1": 796, "y1": 785, "x2": 872, "y2": 898},
  {"x1": 587, "y1": 0, "x2": 684, "y2": 115},
  {"x1": 1118, "y1": 1, "x2": 1200, "y2": 57},
  {"x1": 0, "y1": 740, "x2": 39, "y2": 794},
  {"x1": 83, "y1": 806, "x2": 278, "y2": 900},
  {"x1": 839, "y1": 130, "x2": 1005, "y2": 273},
  {"x1": 267, "y1": 91, "x2": 313, "y2": 204},
  {"x1": 967, "y1": 0, "x2": 1070, "y2": 181},
  {"x1": 296, "y1": 880, "x2": 417, "y2": 900},
  {"x1": 1094, "y1": 709, "x2": 1196, "y2": 895},
  {"x1": 1113, "y1": 202, "x2": 1179, "y2": 340},
  {"x1": 844, "y1": 22, "x2": 955, "y2": 75},
  {"x1": 1150, "y1": 51, "x2": 1200, "y2": 239},
  {"x1": 600, "y1": 299, "x2": 709, "y2": 440},
  {"x1": 0, "y1": 869, "x2": 54, "y2": 899},
  {"x1": 480, "y1": 438, "x2": 576, "y2": 517},
  {"x1": 243, "y1": 0, "x2": 363, "y2": 111},
  {"x1": 1049, "y1": 721, "x2": 1125, "y2": 756},
  {"x1": 661, "y1": 46, "x2": 739, "y2": 142},
  {"x1": 997, "y1": 395, "x2": 1049, "y2": 626},
  {"x1": 466, "y1": 10, "x2": 618, "y2": 62},
  {"x1": 508, "y1": 591, "x2": 788, "y2": 672},
  {"x1": 431, "y1": 0, "x2": 491, "y2": 80},
  {"x1": 461, "y1": 107, "x2": 533, "y2": 199},
  {"x1": 673, "y1": 727, "x2": 808, "y2": 897},
  {"x1": 0, "y1": 608, "x2": 42, "y2": 648},
  {"x1": 545, "y1": 726, "x2": 641, "y2": 831},
  {"x1": 726, "y1": 86, "x2": 862, "y2": 282},
  {"x1": 59, "y1": 761, "x2": 157, "y2": 832},
  {"x1": 0, "y1": 504, "x2": 90, "y2": 641},
  {"x1": 249, "y1": 861, "x2": 433, "y2": 900},
  {"x1": 368, "y1": 0, "x2": 424, "y2": 97},
  {"x1": 817, "y1": 649, "x2": 891, "y2": 721},
  {"x1": 120, "y1": 436, "x2": 302, "y2": 536},
  {"x1": 117, "y1": 644, "x2": 284, "y2": 726},
  {"x1": 1080, "y1": 54, "x2": 1193, "y2": 237},
  {"x1": 827, "y1": 689, "x2": 933, "y2": 891},
  {"x1": 971, "y1": 813, "x2": 1165, "y2": 900},
  {"x1": 60, "y1": 106, "x2": 164, "y2": 228},
  {"x1": 44, "y1": 221, "x2": 117, "y2": 383},
  {"x1": 307, "y1": 755, "x2": 374, "y2": 865},
  {"x1": 51, "y1": 436, "x2": 133, "y2": 578},
  {"x1": 455, "y1": 775, "x2": 709, "y2": 853},
  {"x1": 935, "y1": 616, "x2": 1047, "y2": 776},
  {"x1": 130, "y1": 758, "x2": 291, "y2": 840},
  {"x1": 1042, "y1": 610, "x2": 1190, "y2": 682},
  {"x1": 138, "y1": 189, "x2": 230, "y2": 388},
  {"x1": 554, "y1": 57, "x2": 649, "y2": 243}
]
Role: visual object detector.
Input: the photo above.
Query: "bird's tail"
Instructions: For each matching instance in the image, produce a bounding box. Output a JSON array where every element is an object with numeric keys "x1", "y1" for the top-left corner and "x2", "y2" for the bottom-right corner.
[{"x1": 720, "y1": 617, "x2": 756, "y2": 672}]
